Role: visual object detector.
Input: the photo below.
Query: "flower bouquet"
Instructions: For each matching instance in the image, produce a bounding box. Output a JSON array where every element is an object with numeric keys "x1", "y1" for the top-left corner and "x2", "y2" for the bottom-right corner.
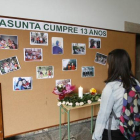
[
  {"x1": 52, "y1": 84, "x2": 76, "y2": 100},
  {"x1": 90, "y1": 88, "x2": 97, "y2": 95}
]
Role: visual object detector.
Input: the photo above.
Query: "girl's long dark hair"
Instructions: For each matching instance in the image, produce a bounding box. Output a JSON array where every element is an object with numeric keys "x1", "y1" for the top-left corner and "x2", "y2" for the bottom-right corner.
[{"x1": 105, "y1": 49, "x2": 136, "y2": 89}]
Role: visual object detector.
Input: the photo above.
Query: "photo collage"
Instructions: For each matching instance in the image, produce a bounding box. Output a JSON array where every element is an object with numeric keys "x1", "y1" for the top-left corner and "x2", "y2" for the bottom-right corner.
[{"x1": 0, "y1": 32, "x2": 107, "y2": 91}]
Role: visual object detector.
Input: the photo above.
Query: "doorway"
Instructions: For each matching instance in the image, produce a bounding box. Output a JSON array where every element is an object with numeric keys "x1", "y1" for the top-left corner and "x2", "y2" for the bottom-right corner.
[
  {"x1": 136, "y1": 34, "x2": 140, "y2": 81},
  {"x1": 125, "y1": 21, "x2": 140, "y2": 81}
]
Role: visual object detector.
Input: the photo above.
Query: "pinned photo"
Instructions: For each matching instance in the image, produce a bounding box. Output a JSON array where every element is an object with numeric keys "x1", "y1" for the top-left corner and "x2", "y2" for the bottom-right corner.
[
  {"x1": 95, "y1": 52, "x2": 107, "y2": 65},
  {"x1": 36, "y1": 66, "x2": 54, "y2": 79},
  {"x1": 24, "y1": 48, "x2": 43, "y2": 61},
  {"x1": 72, "y1": 43, "x2": 86, "y2": 55},
  {"x1": 62, "y1": 59, "x2": 77, "y2": 71},
  {"x1": 0, "y1": 35, "x2": 18, "y2": 49},
  {"x1": 52, "y1": 37, "x2": 63, "y2": 54},
  {"x1": 89, "y1": 38, "x2": 101, "y2": 49},
  {"x1": 0, "y1": 56, "x2": 20, "y2": 75},
  {"x1": 13, "y1": 77, "x2": 32, "y2": 91},
  {"x1": 56, "y1": 79, "x2": 71, "y2": 86},
  {"x1": 82, "y1": 66, "x2": 95, "y2": 78},
  {"x1": 30, "y1": 32, "x2": 48, "y2": 45}
]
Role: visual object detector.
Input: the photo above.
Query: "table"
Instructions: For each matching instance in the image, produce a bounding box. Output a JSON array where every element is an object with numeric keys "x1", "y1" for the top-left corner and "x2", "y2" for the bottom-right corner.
[{"x1": 59, "y1": 101, "x2": 100, "y2": 140}]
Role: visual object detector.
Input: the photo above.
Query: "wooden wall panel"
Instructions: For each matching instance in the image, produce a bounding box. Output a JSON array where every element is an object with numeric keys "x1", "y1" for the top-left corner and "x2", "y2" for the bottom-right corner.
[{"x1": 0, "y1": 22, "x2": 136, "y2": 137}]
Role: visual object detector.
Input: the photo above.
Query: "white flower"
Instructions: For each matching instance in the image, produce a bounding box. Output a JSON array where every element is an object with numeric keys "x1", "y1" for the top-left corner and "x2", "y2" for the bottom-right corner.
[
  {"x1": 98, "y1": 98, "x2": 101, "y2": 102},
  {"x1": 58, "y1": 84, "x2": 63, "y2": 88},
  {"x1": 76, "y1": 102, "x2": 80, "y2": 106},
  {"x1": 57, "y1": 102, "x2": 62, "y2": 106},
  {"x1": 87, "y1": 100, "x2": 92, "y2": 104},
  {"x1": 80, "y1": 102, "x2": 84, "y2": 106},
  {"x1": 62, "y1": 101, "x2": 65, "y2": 104},
  {"x1": 66, "y1": 102, "x2": 69, "y2": 105},
  {"x1": 69, "y1": 102, "x2": 73, "y2": 106}
]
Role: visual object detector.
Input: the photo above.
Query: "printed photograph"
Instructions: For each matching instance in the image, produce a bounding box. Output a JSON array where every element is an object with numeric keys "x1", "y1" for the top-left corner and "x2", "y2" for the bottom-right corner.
[
  {"x1": 89, "y1": 38, "x2": 101, "y2": 49},
  {"x1": 56, "y1": 79, "x2": 71, "y2": 86},
  {"x1": 0, "y1": 56, "x2": 20, "y2": 75},
  {"x1": 82, "y1": 66, "x2": 95, "y2": 77},
  {"x1": 0, "y1": 35, "x2": 18, "y2": 49},
  {"x1": 24, "y1": 48, "x2": 43, "y2": 61},
  {"x1": 36, "y1": 66, "x2": 54, "y2": 79},
  {"x1": 13, "y1": 77, "x2": 32, "y2": 91},
  {"x1": 30, "y1": 32, "x2": 48, "y2": 45},
  {"x1": 52, "y1": 37, "x2": 63, "y2": 54},
  {"x1": 94, "y1": 52, "x2": 107, "y2": 65},
  {"x1": 62, "y1": 59, "x2": 77, "y2": 71},
  {"x1": 72, "y1": 43, "x2": 86, "y2": 55}
]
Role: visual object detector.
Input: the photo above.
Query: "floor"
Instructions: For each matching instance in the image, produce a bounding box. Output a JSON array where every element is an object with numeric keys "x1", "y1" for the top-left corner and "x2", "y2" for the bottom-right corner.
[{"x1": 5, "y1": 120, "x2": 94, "y2": 140}]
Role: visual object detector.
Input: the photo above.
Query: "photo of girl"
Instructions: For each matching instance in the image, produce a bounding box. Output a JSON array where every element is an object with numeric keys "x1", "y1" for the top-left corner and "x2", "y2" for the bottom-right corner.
[
  {"x1": 24, "y1": 48, "x2": 43, "y2": 62},
  {"x1": 0, "y1": 56, "x2": 20, "y2": 75},
  {"x1": 13, "y1": 77, "x2": 32, "y2": 91},
  {"x1": 62, "y1": 59, "x2": 77, "y2": 71},
  {"x1": 89, "y1": 38, "x2": 101, "y2": 49},
  {"x1": 36, "y1": 66, "x2": 54, "y2": 79},
  {"x1": 0, "y1": 35, "x2": 18, "y2": 49},
  {"x1": 95, "y1": 52, "x2": 107, "y2": 65},
  {"x1": 30, "y1": 32, "x2": 48, "y2": 45},
  {"x1": 72, "y1": 43, "x2": 86, "y2": 55},
  {"x1": 56, "y1": 79, "x2": 71, "y2": 86},
  {"x1": 81, "y1": 66, "x2": 95, "y2": 77},
  {"x1": 52, "y1": 37, "x2": 63, "y2": 54}
]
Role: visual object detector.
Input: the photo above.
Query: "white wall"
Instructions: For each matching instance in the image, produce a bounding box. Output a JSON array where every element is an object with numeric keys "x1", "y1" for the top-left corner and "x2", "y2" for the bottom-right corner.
[{"x1": 0, "y1": 0, "x2": 140, "y2": 31}]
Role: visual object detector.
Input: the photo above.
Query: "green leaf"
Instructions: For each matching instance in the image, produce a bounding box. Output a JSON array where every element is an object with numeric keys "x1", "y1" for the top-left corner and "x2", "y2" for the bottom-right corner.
[{"x1": 58, "y1": 93, "x2": 100, "y2": 106}]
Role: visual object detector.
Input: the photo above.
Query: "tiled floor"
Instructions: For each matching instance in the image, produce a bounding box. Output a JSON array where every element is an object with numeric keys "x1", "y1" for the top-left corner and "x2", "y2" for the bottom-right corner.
[{"x1": 5, "y1": 120, "x2": 94, "y2": 140}]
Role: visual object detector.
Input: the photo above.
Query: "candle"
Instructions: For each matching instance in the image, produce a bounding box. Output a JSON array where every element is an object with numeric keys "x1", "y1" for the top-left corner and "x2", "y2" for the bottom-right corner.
[{"x1": 78, "y1": 86, "x2": 83, "y2": 98}]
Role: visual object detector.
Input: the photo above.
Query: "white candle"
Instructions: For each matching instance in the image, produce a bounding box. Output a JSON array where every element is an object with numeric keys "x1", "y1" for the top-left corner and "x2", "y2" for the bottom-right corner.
[{"x1": 78, "y1": 86, "x2": 83, "y2": 98}]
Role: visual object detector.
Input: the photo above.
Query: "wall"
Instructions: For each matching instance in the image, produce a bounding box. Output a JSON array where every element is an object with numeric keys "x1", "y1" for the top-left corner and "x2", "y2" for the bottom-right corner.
[{"x1": 0, "y1": 0, "x2": 140, "y2": 31}]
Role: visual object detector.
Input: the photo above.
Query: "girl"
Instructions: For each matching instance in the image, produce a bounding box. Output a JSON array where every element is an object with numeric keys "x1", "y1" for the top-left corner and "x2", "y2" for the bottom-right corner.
[
  {"x1": 48, "y1": 70, "x2": 52, "y2": 78},
  {"x1": 14, "y1": 78, "x2": 24, "y2": 90},
  {"x1": 92, "y1": 49, "x2": 140, "y2": 140},
  {"x1": 71, "y1": 63, "x2": 75, "y2": 70}
]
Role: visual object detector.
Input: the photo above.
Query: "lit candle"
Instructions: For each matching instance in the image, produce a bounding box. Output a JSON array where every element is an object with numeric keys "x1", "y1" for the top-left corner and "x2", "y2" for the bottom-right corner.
[{"x1": 78, "y1": 86, "x2": 83, "y2": 98}]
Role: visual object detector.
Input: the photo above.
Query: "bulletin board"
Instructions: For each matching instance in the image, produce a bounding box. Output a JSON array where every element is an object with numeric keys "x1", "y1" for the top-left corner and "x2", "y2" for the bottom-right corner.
[{"x1": 0, "y1": 16, "x2": 136, "y2": 137}]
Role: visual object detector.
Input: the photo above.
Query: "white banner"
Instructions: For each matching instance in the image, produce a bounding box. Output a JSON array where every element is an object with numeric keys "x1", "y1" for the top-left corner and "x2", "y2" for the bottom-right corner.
[{"x1": 0, "y1": 18, "x2": 107, "y2": 37}]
